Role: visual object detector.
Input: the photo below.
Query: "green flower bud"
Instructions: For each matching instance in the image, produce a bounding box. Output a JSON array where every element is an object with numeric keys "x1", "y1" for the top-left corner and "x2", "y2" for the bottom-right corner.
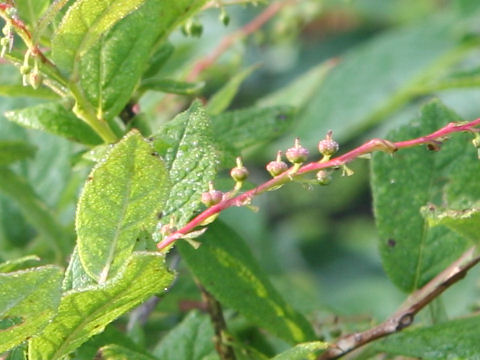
[
  {"x1": 266, "y1": 151, "x2": 288, "y2": 177},
  {"x1": 230, "y1": 157, "x2": 249, "y2": 182},
  {"x1": 201, "y1": 182, "x2": 223, "y2": 207}
]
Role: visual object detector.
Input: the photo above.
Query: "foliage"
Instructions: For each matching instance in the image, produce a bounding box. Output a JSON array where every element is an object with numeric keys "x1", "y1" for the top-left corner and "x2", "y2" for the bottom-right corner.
[{"x1": 1, "y1": 1, "x2": 480, "y2": 359}]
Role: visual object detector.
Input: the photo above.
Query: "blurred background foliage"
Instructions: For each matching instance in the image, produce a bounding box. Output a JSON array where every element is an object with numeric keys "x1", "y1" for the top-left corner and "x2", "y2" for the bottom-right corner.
[{"x1": 2, "y1": 0, "x2": 480, "y2": 357}]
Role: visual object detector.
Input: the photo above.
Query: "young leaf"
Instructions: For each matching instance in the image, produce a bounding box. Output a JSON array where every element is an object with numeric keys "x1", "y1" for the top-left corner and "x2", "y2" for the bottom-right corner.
[
  {"x1": 71, "y1": 0, "x2": 207, "y2": 121},
  {"x1": 153, "y1": 101, "x2": 219, "y2": 227},
  {"x1": 28, "y1": 252, "x2": 174, "y2": 360},
  {"x1": 423, "y1": 206, "x2": 480, "y2": 244},
  {"x1": 371, "y1": 100, "x2": 480, "y2": 292},
  {"x1": 0, "y1": 140, "x2": 36, "y2": 165},
  {"x1": 271, "y1": 342, "x2": 328, "y2": 360},
  {"x1": 374, "y1": 315, "x2": 480, "y2": 359},
  {"x1": 99, "y1": 344, "x2": 158, "y2": 360},
  {"x1": 5, "y1": 102, "x2": 102, "y2": 145},
  {"x1": 76, "y1": 130, "x2": 170, "y2": 282},
  {"x1": 207, "y1": 64, "x2": 259, "y2": 116},
  {"x1": 178, "y1": 221, "x2": 316, "y2": 344},
  {"x1": 52, "y1": 0, "x2": 147, "y2": 71},
  {"x1": 152, "y1": 310, "x2": 215, "y2": 359},
  {"x1": 0, "y1": 266, "x2": 63, "y2": 353},
  {"x1": 212, "y1": 106, "x2": 295, "y2": 150}
]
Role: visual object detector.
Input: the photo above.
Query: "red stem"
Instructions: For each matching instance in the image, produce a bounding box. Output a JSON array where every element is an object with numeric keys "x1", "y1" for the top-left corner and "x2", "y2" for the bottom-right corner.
[{"x1": 157, "y1": 119, "x2": 480, "y2": 250}]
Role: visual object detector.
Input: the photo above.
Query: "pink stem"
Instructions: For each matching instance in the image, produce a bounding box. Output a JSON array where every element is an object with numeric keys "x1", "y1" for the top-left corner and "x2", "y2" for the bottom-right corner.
[{"x1": 157, "y1": 118, "x2": 480, "y2": 250}]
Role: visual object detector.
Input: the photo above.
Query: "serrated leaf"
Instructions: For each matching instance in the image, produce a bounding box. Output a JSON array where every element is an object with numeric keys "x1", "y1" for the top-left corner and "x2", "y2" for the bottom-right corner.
[
  {"x1": 52, "y1": 0, "x2": 147, "y2": 71},
  {"x1": 76, "y1": 130, "x2": 170, "y2": 282},
  {"x1": 212, "y1": 106, "x2": 295, "y2": 151},
  {"x1": 28, "y1": 252, "x2": 174, "y2": 360},
  {"x1": 0, "y1": 255, "x2": 41, "y2": 273},
  {"x1": 0, "y1": 266, "x2": 63, "y2": 353},
  {"x1": 207, "y1": 65, "x2": 259, "y2": 116},
  {"x1": 375, "y1": 315, "x2": 480, "y2": 359},
  {"x1": 0, "y1": 140, "x2": 36, "y2": 165},
  {"x1": 153, "y1": 101, "x2": 218, "y2": 227},
  {"x1": 72, "y1": 0, "x2": 206, "y2": 121},
  {"x1": 5, "y1": 102, "x2": 102, "y2": 145},
  {"x1": 99, "y1": 344, "x2": 157, "y2": 360},
  {"x1": 178, "y1": 221, "x2": 315, "y2": 344},
  {"x1": 423, "y1": 206, "x2": 480, "y2": 243},
  {"x1": 140, "y1": 78, "x2": 205, "y2": 95},
  {"x1": 152, "y1": 310, "x2": 216, "y2": 360},
  {"x1": 371, "y1": 100, "x2": 480, "y2": 292},
  {"x1": 271, "y1": 342, "x2": 328, "y2": 360},
  {"x1": 294, "y1": 13, "x2": 469, "y2": 147}
]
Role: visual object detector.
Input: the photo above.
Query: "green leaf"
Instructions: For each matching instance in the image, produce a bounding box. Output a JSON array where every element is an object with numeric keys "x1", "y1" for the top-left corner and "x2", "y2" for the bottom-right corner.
[
  {"x1": 0, "y1": 141, "x2": 36, "y2": 165},
  {"x1": 375, "y1": 315, "x2": 480, "y2": 359},
  {"x1": 15, "y1": 0, "x2": 50, "y2": 27},
  {"x1": 0, "y1": 168, "x2": 71, "y2": 255},
  {"x1": 76, "y1": 130, "x2": 170, "y2": 282},
  {"x1": 71, "y1": 0, "x2": 206, "y2": 121},
  {"x1": 140, "y1": 78, "x2": 205, "y2": 95},
  {"x1": 0, "y1": 265, "x2": 63, "y2": 353},
  {"x1": 152, "y1": 310, "x2": 215, "y2": 360},
  {"x1": 371, "y1": 100, "x2": 480, "y2": 292},
  {"x1": 62, "y1": 246, "x2": 96, "y2": 291},
  {"x1": 142, "y1": 42, "x2": 174, "y2": 79},
  {"x1": 178, "y1": 221, "x2": 316, "y2": 344},
  {"x1": 153, "y1": 101, "x2": 219, "y2": 227},
  {"x1": 294, "y1": 13, "x2": 470, "y2": 147},
  {"x1": 5, "y1": 102, "x2": 102, "y2": 145},
  {"x1": 207, "y1": 65, "x2": 259, "y2": 116},
  {"x1": 52, "y1": 0, "x2": 147, "y2": 71},
  {"x1": 0, "y1": 255, "x2": 41, "y2": 273},
  {"x1": 28, "y1": 252, "x2": 174, "y2": 360},
  {"x1": 0, "y1": 85, "x2": 58, "y2": 100},
  {"x1": 423, "y1": 206, "x2": 480, "y2": 243},
  {"x1": 271, "y1": 342, "x2": 328, "y2": 360},
  {"x1": 99, "y1": 344, "x2": 157, "y2": 360},
  {"x1": 212, "y1": 106, "x2": 295, "y2": 151},
  {"x1": 257, "y1": 60, "x2": 336, "y2": 110}
]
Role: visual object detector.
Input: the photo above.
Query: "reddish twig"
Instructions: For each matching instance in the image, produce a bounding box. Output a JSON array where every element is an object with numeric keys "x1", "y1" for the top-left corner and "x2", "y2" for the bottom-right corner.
[
  {"x1": 157, "y1": 118, "x2": 480, "y2": 250},
  {"x1": 187, "y1": 0, "x2": 295, "y2": 81},
  {"x1": 319, "y1": 246, "x2": 480, "y2": 359}
]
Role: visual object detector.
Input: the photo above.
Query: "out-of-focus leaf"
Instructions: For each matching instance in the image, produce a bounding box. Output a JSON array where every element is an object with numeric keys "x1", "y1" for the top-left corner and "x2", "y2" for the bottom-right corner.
[
  {"x1": 143, "y1": 42, "x2": 174, "y2": 79},
  {"x1": 72, "y1": 0, "x2": 206, "y2": 121},
  {"x1": 212, "y1": 106, "x2": 295, "y2": 151},
  {"x1": 5, "y1": 102, "x2": 102, "y2": 145},
  {"x1": 207, "y1": 65, "x2": 259, "y2": 115},
  {"x1": 0, "y1": 265, "x2": 63, "y2": 353},
  {"x1": 76, "y1": 130, "x2": 170, "y2": 282},
  {"x1": 15, "y1": 0, "x2": 50, "y2": 27},
  {"x1": 423, "y1": 206, "x2": 480, "y2": 243},
  {"x1": 178, "y1": 221, "x2": 316, "y2": 344},
  {"x1": 0, "y1": 255, "x2": 41, "y2": 273},
  {"x1": 28, "y1": 252, "x2": 174, "y2": 360},
  {"x1": 152, "y1": 311, "x2": 216, "y2": 359},
  {"x1": 0, "y1": 141, "x2": 36, "y2": 165},
  {"x1": 271, "y1": 342, "x2": 328, "y2": 360},
  {"x1": 99, "y1": 344, "x2": 157, "y2": 360},
  {"x1": 371, "y1": 100, "x2": 480, "y2": 292},
  {"x1": 295, "y1": 13, "x2": 471, "y2": 147},
  {"x1": 375, "y1": 315, "x2": 480, "y2": 359},
  {"x1": 0, "y1": 85, "x2": 58, "y2": 100},
  {"x1": 153, "y1": 101, "x2": 219, "y2": 228},
  {"x1": 140, "y1": 78, "x2": 205, "y2": 95}
]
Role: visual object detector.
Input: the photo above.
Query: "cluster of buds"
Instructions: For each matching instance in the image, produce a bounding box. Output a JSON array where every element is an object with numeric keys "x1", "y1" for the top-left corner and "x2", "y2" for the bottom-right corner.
[
  {"x1": 20, "y1": 50, "x2": 42, "y2": 89},
  {"x1": 0, "y1": 8, "x2": 16, "y2": 58}
]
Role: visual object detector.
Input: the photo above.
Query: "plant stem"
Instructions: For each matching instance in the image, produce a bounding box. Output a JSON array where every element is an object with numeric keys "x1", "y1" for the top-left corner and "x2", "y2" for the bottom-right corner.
[
  {"x1": 318, "y1": 246, "x2": 480, "y2": 359},
  {"x1": 157, "y1": 118, "x2": 480, "y2": 250},
  {"x1": 198, "y1": 284, "x2": 236, "y2": 360}
]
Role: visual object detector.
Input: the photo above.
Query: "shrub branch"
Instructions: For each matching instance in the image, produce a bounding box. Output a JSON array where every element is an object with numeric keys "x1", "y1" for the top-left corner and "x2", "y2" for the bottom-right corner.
[{"x1": 157, "y1": 118, "x2": 480, "y2": 250}]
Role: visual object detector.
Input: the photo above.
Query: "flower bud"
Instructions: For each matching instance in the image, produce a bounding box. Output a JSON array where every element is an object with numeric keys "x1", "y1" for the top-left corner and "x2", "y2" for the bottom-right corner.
[
  {"x1": 201, "y1": 182, "x2": 223, "y2": 207},
  {"x1": 230, "y1": 157, "x2": 249, "y2": 182},
  {"x1": 29, "y1": 70, "x2": 42, "y2": 89},
  {"x1": 220, "y1": 9, "x2": 230, "y2": 26},
  {"x1": 266, "y1": 151, "x2": 288, "y2": 177},
  {"x1": 286, "y1": 138, "x2": 309, "y2": 164},
  {"x1": 316, "y1": 170, "x2": 331, "y2": 185},
  {"x1": 318, "y1": 130, "x2": 339, "y2": 158}
]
